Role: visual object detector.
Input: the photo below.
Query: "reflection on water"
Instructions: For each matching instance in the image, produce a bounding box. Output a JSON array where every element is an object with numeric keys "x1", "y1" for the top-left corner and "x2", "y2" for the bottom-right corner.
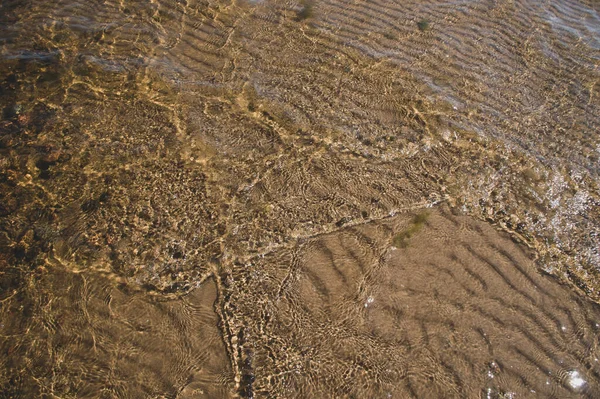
[{"x1": 1, "y1": 0, "x2": 599, "y2": 397}]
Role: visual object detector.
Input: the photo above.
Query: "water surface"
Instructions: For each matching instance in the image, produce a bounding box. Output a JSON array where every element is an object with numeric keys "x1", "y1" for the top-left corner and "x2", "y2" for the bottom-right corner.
[{"x1": 1, "y1": 0, "x2": 600, "y2": 397}]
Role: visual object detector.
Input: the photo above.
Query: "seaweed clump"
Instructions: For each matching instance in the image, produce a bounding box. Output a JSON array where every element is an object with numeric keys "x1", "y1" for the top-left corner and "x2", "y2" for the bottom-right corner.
[
  {"x1": 296, "y1": 0, "x2": 315, "y2": 21},
  {"x1": 392, "y1": 211, "x2": 430, "y2": 248},
  {"x1": 417, "y1": 19, "x2": 431, "y2": 32}
]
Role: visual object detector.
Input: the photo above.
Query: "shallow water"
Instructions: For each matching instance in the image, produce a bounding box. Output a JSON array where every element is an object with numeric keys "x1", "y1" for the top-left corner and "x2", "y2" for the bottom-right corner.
[
  {"x1": 229, "y1": 207, "x2": 600, "y2": 397},
  {"x1": 1, "y1": 0, "x2": 599, "y2": 397}
]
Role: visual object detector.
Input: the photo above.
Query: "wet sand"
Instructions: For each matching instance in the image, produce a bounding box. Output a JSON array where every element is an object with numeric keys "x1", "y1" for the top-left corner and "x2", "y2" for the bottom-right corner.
[
  {"x1": 3, "y1": 208, "x2": 600, "y2": 397},
  {"x1": 228, "y1": 207, "x2": 600, "y2": 398},
  {"x1": 1, "y1": 270, "x2": 234, "y2": 398},
  {"x1": 1, "y1": 0, "x2": 600, "y2": 397}
]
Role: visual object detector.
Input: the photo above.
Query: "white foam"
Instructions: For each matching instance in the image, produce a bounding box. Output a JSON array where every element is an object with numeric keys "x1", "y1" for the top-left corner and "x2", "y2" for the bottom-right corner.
[{"x1": 568, "y1": 370, "x2": 586, "y2": 389}]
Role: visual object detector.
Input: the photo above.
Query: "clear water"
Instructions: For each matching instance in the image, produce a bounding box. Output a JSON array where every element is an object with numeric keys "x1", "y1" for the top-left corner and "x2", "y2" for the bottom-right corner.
[{"x1": 1, "y1": 0, "x2": 600, "y2": 397}]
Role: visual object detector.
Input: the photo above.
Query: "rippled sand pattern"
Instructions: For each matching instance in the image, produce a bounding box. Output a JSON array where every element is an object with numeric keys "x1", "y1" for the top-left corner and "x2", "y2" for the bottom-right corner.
[
  {"x1": 229, "y1": 207, "x2": 600, "y2": 398},
  {"x1": 1, "y1": 0, "x2": 599, "y2": 290},
  {"x1": 1, "y1": 0, "x2": 600, "y2": 397},
  {"x1": 1, "y1": 271, "x2": 234, "y2": 398}
]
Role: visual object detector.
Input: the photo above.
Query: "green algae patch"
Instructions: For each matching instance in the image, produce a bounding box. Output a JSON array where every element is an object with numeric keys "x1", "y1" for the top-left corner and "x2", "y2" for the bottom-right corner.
[
  {"x1": 417, "y1": 19, "x2": 431, "y2": 32},
  {"x1": 296, "y1": 0, "x2": 315, "y2": 21},
  {"x1": 392, "y1": 211, "x2": 430, "y2": 248}
]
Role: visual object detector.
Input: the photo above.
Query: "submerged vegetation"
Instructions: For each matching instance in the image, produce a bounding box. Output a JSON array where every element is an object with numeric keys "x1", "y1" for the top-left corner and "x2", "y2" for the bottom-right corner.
[
  {"x1": 417, "y1": 18, "x2": 431, "y2": 32},
  {"x1": 392, "y1": 211, "x2": 430, "y2": 248},
  {"x1": 296, "y1": 0, "x2": 315, "y2": 21}
]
